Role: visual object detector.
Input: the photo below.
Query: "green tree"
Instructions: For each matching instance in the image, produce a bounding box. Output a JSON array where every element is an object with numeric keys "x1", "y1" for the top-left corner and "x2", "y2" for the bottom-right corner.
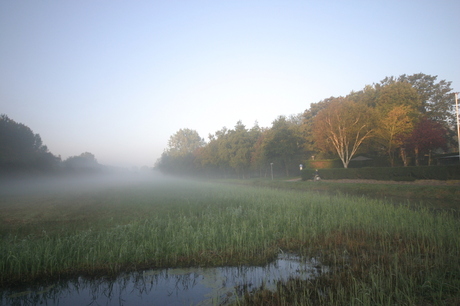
[
  {"x1": 195, "y1": 134, "x2": 220, "y2": 177},
  {"x1": 214, "y1": 127, "x2": 233, "y2": 177},
  {"x1": 225, "y1": 121, "x2": 259, "y2": 178},
  {"x1": 381, "y1": 73, "x2": 454, "y2": 124},
  {"x1": 250, "y1": 127, "x2": 269, "y2": 177},
  {"x1": 63, "y1": 152, "x2": 100, "y2": 172},
  {"x1": 264, "y1": 116, "x2": 304, "y2": 176},
  {"x1": 374, "y1": 105, "x2": 414, "y2": 166},
  {"x1": 167, "y1": 128, "x2": 204, "y2": 157},
  {"x1": 0, "y1": 114, "x2": 60, "y2": 172},
  {"x1": 348, "y1": 84, "x2": 380, "y2": 108},
  {"x1": 194, "y1": 127, "x2": 235, "y2": 178},
  {"x1": 376, "y1": 82, "x2": 422, "y2": 116},
  {"x1": 156, "y1": 129, "x2": 205, "y2": 176}
]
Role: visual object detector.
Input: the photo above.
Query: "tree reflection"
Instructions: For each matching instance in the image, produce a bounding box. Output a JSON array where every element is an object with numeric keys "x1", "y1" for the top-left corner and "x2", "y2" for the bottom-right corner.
[{"x1": 2, "y1": 253, "x2": 328, "y2": 306}]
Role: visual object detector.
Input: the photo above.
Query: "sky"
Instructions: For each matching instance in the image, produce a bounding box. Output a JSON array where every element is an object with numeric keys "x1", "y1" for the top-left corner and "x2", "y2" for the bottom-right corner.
[{"x1": 1, "y1": 1, "x2": 459, "y2": 167}]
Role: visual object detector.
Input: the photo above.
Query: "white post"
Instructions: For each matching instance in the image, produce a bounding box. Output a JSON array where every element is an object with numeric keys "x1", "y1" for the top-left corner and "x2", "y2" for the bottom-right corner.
[
  {"x1": 270, "y1": 163, "x2": 273, "y2": 180},
  {"x1": 455, "y1": 92, "x2": 460, "y2": 161}
]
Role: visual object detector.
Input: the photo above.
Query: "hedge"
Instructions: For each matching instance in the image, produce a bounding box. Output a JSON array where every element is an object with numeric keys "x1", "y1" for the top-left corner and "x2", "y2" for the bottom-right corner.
[
  {"x1": 305, "y1": 159, "x2": 343, "y2": 169},
  {"x1": 301, "y1": 165, "x2": 460, "y2": 181}
]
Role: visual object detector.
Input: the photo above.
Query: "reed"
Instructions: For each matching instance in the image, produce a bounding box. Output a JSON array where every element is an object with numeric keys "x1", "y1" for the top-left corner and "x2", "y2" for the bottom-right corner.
[{"x1": 1, "y1": 178, "x2": 459, "y2": 304}]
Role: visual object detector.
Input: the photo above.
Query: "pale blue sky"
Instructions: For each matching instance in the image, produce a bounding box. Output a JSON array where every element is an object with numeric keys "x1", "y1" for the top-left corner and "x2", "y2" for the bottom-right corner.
[{"x1": 1, "y1": 1, "x2": 459, "y2": 167}]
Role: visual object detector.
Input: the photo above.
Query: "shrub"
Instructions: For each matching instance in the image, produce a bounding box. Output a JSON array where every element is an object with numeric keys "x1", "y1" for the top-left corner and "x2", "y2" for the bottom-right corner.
[
  {"x1": 305, "y1": 159, "x2": 342, "y2": 169},
  {"x1": 301, "y1": 165, "x2": 460, "y2": 181}
]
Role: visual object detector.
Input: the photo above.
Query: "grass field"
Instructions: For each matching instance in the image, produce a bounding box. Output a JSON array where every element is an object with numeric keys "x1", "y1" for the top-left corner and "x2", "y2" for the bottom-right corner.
[
  {"x1": 225, "y1": 177, "x2": 460, "y2": 211},
  {"x1": 1, "y1": 175, "x2": 459, "y2": 305}
]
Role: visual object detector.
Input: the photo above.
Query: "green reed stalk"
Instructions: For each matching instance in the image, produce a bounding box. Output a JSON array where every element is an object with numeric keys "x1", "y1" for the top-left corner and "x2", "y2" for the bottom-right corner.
[{"x1": 1, "y1": 179, "x2": 459, "y2": 304}]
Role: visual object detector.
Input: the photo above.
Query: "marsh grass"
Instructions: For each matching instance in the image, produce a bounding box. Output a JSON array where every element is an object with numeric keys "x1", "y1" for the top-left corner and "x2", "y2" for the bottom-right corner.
[{"x1": 1, "y1": 177, "x2": 459, "y2": 305}]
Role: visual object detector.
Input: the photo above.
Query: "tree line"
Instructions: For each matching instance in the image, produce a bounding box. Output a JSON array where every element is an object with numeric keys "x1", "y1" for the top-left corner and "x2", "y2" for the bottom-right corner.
[
  {"x1": 156, "y1": 73, "x2": 458, "y2": 178},
  {"x1": 0, "y1": 114, "x2": 101, "y2": 176}
]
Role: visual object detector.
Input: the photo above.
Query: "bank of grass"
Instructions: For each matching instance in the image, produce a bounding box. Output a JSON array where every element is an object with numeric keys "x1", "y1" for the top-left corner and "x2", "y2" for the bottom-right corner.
[
  {"x1": 1, "y1": 177, "x2": 459, "y2": 305},
  {"x1": 225, "y1": 177, "x2": 460, "y2": 212}
]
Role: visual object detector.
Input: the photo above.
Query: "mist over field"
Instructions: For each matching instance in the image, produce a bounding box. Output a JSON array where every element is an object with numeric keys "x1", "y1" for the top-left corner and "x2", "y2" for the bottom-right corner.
[
  {"x1": 0, "y1": 170, "x2": 166, "y2": 197},
  {"x1": 1, "y1": 3, "x2": 459, "y2": 303}
]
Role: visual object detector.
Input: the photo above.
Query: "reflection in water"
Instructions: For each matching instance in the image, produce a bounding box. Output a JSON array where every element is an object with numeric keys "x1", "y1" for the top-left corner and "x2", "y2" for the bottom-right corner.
[{"x1": 1, "y1": 253, "x2": 328, "y2": 306}]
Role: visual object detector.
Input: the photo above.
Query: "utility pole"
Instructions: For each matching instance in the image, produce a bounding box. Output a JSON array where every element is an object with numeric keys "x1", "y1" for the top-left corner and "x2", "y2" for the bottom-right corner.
[{"x1": 455, "y1": 92, "x2": 460, "y2": 161}]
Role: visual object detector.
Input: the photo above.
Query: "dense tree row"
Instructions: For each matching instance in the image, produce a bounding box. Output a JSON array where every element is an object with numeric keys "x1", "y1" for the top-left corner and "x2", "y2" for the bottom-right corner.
[
  {"x1": 0, "y1": 114, "x2": 102, "y2": 175},
  {"x1": 156, "y1": 73, "x2": 458, "y2": 177}
]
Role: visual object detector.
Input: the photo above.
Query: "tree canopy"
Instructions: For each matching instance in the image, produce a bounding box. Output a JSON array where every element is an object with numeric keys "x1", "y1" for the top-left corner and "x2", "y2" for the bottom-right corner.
[
  {"x1": 157, "y1": 73, "x2": 457, "y2": 177},
  {"x1": 312, "y1": 98, "x2": 375, "y2": 168},
  {"x1": 0, "y1": 114, "x2": 60, "y2": 173},
  {"x1": 0, "y1": 114, "x2": 109, "y2": 176},
  {"x1": 167, "y1": 128, "x2": 204, "y2": 157},
  {"x1": 2, "y1": 72, "x2": 456, "y2": 178}
]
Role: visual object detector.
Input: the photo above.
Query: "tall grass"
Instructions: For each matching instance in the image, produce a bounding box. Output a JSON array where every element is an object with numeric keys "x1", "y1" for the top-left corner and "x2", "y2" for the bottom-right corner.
[{"x1": 1, "y1": 178, "x2": 459, "y2": 304}]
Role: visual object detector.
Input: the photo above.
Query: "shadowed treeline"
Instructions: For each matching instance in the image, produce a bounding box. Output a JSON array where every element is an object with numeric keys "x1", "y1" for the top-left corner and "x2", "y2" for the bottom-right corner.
[{"x1": 0, "y1": 114, "x2": 152, "y2": 179}]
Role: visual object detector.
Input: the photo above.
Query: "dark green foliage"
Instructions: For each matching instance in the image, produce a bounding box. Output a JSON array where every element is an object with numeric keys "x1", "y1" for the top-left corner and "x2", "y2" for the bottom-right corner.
[
  {"x1": 264, "y1": 116, "x2": 305, "y2": 177},
  {"x1": 300, "y1": 169, "x2": 316, "y2": 181},
  {"x1": 62, "y1": 152, "x2": 103, "y2": 174},
  {"x1": 0, "y1": 114, "x2": 60, "y2": 174}
]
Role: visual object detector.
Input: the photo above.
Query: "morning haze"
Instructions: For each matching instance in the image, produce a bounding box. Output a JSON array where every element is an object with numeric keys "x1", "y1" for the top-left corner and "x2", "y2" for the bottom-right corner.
[
  {"x1": 1, "y1": 1, "x2": 458, "y2": 168},
  {"x1": 1, "y1": 3, "x2": 459, "y2": 302}
]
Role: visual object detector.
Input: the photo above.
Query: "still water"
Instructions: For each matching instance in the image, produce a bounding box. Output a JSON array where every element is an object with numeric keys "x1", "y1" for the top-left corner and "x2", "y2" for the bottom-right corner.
[{"x1": 2, "y1": 253, "x2": 327, "y2": 306}]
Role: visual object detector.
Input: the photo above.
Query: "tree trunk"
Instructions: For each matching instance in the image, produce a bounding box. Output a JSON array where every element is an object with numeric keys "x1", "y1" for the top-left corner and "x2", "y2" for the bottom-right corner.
[
  {"x1": 400, "y1": 148, "x2": 408, "y2": 167},
  {"x1": 388, "y1": 143, "x2": 395, "y2": 167}
]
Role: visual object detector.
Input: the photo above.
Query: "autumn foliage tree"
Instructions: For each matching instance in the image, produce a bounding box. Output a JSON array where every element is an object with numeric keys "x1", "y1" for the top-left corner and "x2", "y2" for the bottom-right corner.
[
  {"x1": 404, "y1": 117, "x2": 448, "y2": 166},
  {"x1": 167, "y1": 128, "x2": 204, "y2": 157},
  {"x1": 374, "y1": 106, "x2": 414, "y2": 166},
  {"x1": 156, "y1": 128, "x2": 205, "y2": 175},
  {"x1": 157, "y1": 73, "x2": 455, "y2": 177},
  {"x1": 313, "y1": 98, "x2": 375, "y2": 168}
]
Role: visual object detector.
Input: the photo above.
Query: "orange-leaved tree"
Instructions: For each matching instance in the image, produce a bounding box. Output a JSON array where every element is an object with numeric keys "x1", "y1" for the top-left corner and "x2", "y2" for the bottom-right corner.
[{"x1": 313, "y1": 97, "x2": 375, "y2": 168}]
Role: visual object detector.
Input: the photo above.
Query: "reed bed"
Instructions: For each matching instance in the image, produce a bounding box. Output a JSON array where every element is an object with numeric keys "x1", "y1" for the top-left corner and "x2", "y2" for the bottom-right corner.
[{"x1": 1, "y1": 177, "x2": 459, "y2": 305}]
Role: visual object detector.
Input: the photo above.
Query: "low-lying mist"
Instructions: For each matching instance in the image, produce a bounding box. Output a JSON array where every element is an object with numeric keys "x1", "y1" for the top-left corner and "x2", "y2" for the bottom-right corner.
[{"x1": 0, "y1": 170, "x2": 167, "y2": 197}]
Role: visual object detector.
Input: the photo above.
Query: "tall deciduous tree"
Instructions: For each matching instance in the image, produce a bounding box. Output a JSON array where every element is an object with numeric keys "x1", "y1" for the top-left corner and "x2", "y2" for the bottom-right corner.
[
  {"x1": 374, "y1": 105, "x2": 414, "y2": 166},
  {"x1": 225, "y1": 121, "x2": 257, "y2": 178},
  {"x1": 404, "y1": 117, "x2": 448, "y2": 166},
  {"x1": 195, "y1": 134, "x2": 220, "y2": 177},
  {"x1": 167, "y1": 128, "x2": 204, "y2": 157},
  {"x1": 0, "y1": 114, "x2": 44, "y2": 164},
  {"x1": 313, "y1": 98, "x2": 375, "y2": 168},
  {"x1": 302, "y1": 97, "x2": 336, "y2": 156},
  {"x1": 64, "y1": 152, "x2": 100, "y2": 171},
  {"x1": 250, "y1": 128, "x2": 269, "y2": 177},
  {"x1": 156, "y1": 128, "x2": 205, "y2": 176},
  {"x1": 264, "y1": 116, "x2": 304, "y2": 176},
  {"x1": 376, "y1": 82, "x2": 422, "y2": 115},
  {"x1": 381, "y1": 73, "x2": 454, "y2": 124},
  {"x1": 0, "y1": 114, "x2": 60, "y2": 172}
]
